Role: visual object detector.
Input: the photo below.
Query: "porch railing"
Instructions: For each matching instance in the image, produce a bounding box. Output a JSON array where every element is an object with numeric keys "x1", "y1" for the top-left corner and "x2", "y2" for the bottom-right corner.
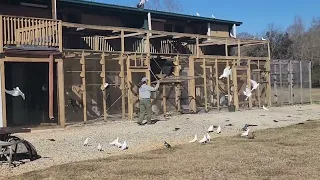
[{"x1": 0, "y1": 15, "x2": 62, "y2": 53}]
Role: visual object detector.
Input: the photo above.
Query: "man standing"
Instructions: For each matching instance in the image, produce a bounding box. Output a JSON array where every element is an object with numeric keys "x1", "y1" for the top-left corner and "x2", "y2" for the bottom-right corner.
[{"x1": 137, "y1": 77, "x2": 160, "y2": 125}]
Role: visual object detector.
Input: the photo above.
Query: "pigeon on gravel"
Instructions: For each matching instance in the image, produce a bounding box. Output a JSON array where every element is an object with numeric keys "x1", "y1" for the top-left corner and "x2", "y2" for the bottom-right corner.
[
  {"x1": 216, "y1": 126, "x2": 221, "y2": 134},
  {"x1": 97, "y1": 143, "x2": 103, "y2": 151},
  {"x1": 207, "y1": 125, "x2": 214, "y2": 133},
  {"x1": 121, "y1": 141, "x2": 128, "y2": 150},
  {"x1": 164, "y1": 141, "x2": 171, "y2": 148},
  {"x1": 241, "y1": 128, "x2": 250, "y2": 137},
  {"x1": 109, "y1": 137, "x2": 122, "y2": 147},
  {"x1": 83, "y1": 138, "x2": 89, "y2": 146},
  {"x1": 263, "y1": 105, "x2": 269, "y2": 111},
  {"x1": 189, "y1": 134, "x2": 198, "y2": 143},
  {"x1": 206, "y1": 133, "x2": 211, "y2": 142},
  {"x1": 199, "y1": 134, "x2": 208, "y2": 144}
]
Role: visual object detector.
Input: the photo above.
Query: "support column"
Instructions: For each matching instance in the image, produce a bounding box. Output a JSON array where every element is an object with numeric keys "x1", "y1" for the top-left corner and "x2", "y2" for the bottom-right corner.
[
  {"x1": 266, "y1": 42, "x2": 272, "y2": 106},
  {"x1": 299, "y1": 61, "x2": 303, "y2": 104},
  {"x1": 80, "y1": 51, "x2": 87, "y2": 122},
  {"x1": 309, "y1": 61, "x2": 312, "y2": 104},
  {"x1": 247, "y1": 59, "x2": 252, "y2": 109},
  {"x1": 120, "y1": 30, "x2": 126, "y2": 119},
  {"x1": 173, "y1": 55, "x2": 181, "y2": 112},
  {"x1": 100, "y1": 52, "x2": 107, "y2": 121},
  {"x1": 0, "y1": 60, "x2": 6, "y2": 127},
  {"x1": 49, "y1": 54, "x2": 54, "y2": 120},
  {"x1": 188, "y1": 57, "x2": 196, "y2": 112},
  {"x1": 203, "y1": 58, "x2": 208, "y2": 112},
  {"x1": 232, "y1": 60, "x2": 239, "y2": 110},
  {"x1": 57, "y1": 59, "x2": 65, "y2": 127},
  {"x1": 214, "y1": 59, "x2": 219, "y2": 110}
]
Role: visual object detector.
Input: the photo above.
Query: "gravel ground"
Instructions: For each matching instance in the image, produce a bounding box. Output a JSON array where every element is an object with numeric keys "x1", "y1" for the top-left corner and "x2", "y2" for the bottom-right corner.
[{"x1": 1, "y1": 104, "x2": 320, "y2": 178}]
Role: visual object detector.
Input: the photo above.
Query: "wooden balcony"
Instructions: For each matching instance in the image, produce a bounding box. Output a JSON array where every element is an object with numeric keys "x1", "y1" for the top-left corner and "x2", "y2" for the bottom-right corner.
[{"x1": 0, "y1": 15, "x2": 62, "y2": 53}]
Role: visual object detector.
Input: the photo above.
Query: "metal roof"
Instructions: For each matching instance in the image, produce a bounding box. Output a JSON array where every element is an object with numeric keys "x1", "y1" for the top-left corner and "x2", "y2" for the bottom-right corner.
[{"x1": 60, "y1": 0, "x2": 243, "y2": 26}]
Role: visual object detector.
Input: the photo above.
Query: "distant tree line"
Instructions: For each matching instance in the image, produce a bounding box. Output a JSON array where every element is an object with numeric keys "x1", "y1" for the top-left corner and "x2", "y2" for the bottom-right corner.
[{"x1": 235, "y1": 16, "x2": 320, "y2": 87}]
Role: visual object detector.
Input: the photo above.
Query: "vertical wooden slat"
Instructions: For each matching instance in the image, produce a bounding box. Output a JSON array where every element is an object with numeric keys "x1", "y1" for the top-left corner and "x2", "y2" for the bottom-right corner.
[
  {"x1": 120, "y1": 30, "x2": 126, "y2": 119},
  {"x1": 127, "y1": 56, "x2": 133, "y2": 120},
  {"x1": 58, "y1": 20, "x2": 63, "y2": 51},
  {"x1": 100, "y1": 52, "x2": 107, "y2": 121},
  {"x1": 49, "y1": 55, "x2": 54, "y2": 120},
  {"x1": 162, "y1": 84, "x2": 167, "y2": 114},
  {"x1": 0, "y1": 15, "x2": 3, "y2": 53},
  {"x1": 266, "y1": 42, "x2": 272, "y2": 106},
  {"x1": 174, "y1": 55, "x2": 181, "y2": 112},
  {"x1": 226, "y1": 61, "x2": 231, "y2": 106},
  {"x1": 247, "y1": 59, "x2": 252, "y2": 109},
  {"x1": 279, "y1": 62, "x2": 283, "y2": 106},
  {"x1": 299, "y1": 61, "x2": 303, "y2": 104},
  {"x1": 10, "y1": 17, "x2": 14, "y2": 44},
  {"x1": 308, "y1": 61, "x2": 312, "y2": 104},
  {"x1": 57, "y1": 59, "x2": 66, "y2": 127},
  {"x1": 203, "y1": 58, "x2": 208, "y2": 112},
  {"x1": 232, "y1": 60, "x2": 239, "y2": 110},
  {"x1": 196, "y1": 37, "x2": 200, "y2": 58},
  {"x1": 237, "y1": 39, "x2": 241, "y2": 65},
  {"x1": 215, "y1": 59, "x2": 219, "y2": 110},
  {"x1": 289, "y1": 60, "x2": 293, "y2": 104},
  {"x1": 0, "y1": 61, "x2": 7, "y2": 127},
  {"x1": 80, "y1": 51, "x2": 87, "y2": 122},
  {"x1": 188, "y1": 56, "x2": 196, "y2": 112}
]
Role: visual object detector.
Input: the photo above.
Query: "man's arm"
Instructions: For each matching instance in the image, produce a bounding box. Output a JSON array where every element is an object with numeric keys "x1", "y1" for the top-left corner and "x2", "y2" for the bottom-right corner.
[{"x1": 145, "y1": 81, "x2": 160, "y2": 91}]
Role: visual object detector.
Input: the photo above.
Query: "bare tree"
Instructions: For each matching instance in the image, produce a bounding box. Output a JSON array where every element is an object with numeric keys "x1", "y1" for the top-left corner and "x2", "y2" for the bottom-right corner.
[{"x1": 145, "y1": 0, "x2": 182, "y2": 12}]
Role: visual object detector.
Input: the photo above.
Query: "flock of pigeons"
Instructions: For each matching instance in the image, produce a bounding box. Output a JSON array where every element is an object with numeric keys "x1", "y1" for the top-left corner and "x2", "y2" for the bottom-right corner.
[
  {"x1": 83, "y1": 137, "x2": 128, "y2": 151},
  {"x1": 218, "y1": 65, "x2": 261, "y2": 101}
]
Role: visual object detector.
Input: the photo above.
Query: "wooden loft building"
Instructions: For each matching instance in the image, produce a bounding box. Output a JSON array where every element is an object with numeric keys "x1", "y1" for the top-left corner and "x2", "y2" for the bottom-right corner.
[{"x1": 0, "y1": 0, "x2": 271, "y2": 128}]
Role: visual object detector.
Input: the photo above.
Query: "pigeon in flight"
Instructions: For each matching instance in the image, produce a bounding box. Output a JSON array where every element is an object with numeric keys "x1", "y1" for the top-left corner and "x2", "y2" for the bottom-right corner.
[
  {"x1": 164, "y1": 141, "x2": 171, "y2": 148},
  {"x1": 230, "y1": 32, "x2": 236, "y2": 38},
  {"x1": 261, "y1": 37, "x2": 267, "y2": 40},
  {"x1": 109, "y1": 137, "x2": 122, "y2": 147},
  {"x1": 189, "y1": 134, "x2": 198, "y2": 143},
  {"x1": 196, "y1": 12, "x2": 200, "y2": 16},
  {"x1": 83, "y1": 138, "x2": 89, "y2": 146},
  {"x1": 219, "y1": 66, "x2": 232, "y2": 79},
  {"x1": 250, "y1": 79, "x2": 260, "y2": 91},
  {"x1": 243, "y1": 86, "x2": 252, "y2": 100},
  {"x1": 5, "y1": 87, "x2": 25, "y2": 100}
]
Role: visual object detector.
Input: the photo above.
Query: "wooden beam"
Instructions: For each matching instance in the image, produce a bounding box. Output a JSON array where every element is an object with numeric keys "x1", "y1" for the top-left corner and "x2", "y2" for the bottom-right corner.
[
  {"x1": 3, "y1": 57, "x2": 49, "y2": 62},
  {"x1": 149, "y1": 34, "x2": 167, "y2": 39},
  {"x1": 162, "y1": 84, "x2": 167, "y2": 114},
  {"x1": 279, "y1": 61, "x2": 282, "y2": 106},
  {"x1": 214, "y1": 59, "x2": 219, "y2": 110},
  {"x1": 247, "y1": 59, "x2": 252, "y2": 109},
  {"x1": 237, "y1": 39, "x2": 241, "y2": 65},
  {"x1": 100, "y1": 52, "x2": 107, "y2": 121},
  {"x1": 232, "y1": 60, "x2": 239, "y2": 110},
  {"x1": 203, "y1": 58, "x2": 208, "y2": 112},
  {"x1": 174, "y1": 55, "x2": 181, "y2": 112},
  {"x1": 0, "y1": 15, "x2": 3, "y2": 53},
  {"x1": 80, "y1": 51, "x2": 87, "y2": 122},
  {"x1": 49, "y1": 55, "x2": 54, "y2": 120},
  {"x1": 196, "y1": 37, "x2": 200, "y2": 58},
  {"x1": 57, "y1": 59, "x2": 65, "y2": 127},
  {"x1": 188, "y1": 56, "x2": 196, "y2": 112},
  {"x1": 266, "y1": 42, "x2": 272, "y2": 106},
  {"x1": 124, "y1": 32, "x2": 145, "y2": 38},
  {"x1": 309, "y1": 61, "x2": 312, "y2": 104},
  {"x1": 226, "y1": 61, "x2": 231, "y2": 106},
  {"x1": 58, "y1": 20, "x2": 63, "y2": 52},
  {"x1": 120, "y1": 30, "x2": 126, "y2": 119},
  {"x1": 289, "y1": 60, "x2": 293, "y2": 105},
  {"x1": 104, "y1": 35, "x2": 121, "y2": 40},
  {"x1": 0, "y1": 60, "x2": 6, "y2": 127},
  {"x1": 257, "y1": 60, "x2": 261, "y2": 107},
  {"x1": 127, "y1": 56, "x2": 133, "y2": 120},
  {"x1": 51, "y1": 0, "x2": 57, "y2": 20}
]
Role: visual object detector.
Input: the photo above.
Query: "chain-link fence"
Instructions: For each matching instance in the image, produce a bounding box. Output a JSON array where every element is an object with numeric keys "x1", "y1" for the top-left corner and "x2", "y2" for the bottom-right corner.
[{"x1": 270, "y1": 60, "x2": 312, "y2": 105}]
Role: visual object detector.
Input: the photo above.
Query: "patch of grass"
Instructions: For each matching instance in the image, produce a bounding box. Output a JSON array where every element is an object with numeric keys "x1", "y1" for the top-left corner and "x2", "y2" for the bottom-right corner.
[{"x1": 10, "y1": 121, "x2": 320, "y2": 180}]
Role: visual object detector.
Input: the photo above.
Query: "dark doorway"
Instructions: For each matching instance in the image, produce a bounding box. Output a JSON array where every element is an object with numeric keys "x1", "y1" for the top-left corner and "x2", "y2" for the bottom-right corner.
[{"x1": 5, "y1": 62, "x2": 58, "y2": 127}]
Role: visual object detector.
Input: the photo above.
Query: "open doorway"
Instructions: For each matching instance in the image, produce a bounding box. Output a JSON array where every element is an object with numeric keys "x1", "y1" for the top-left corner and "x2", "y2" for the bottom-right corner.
[{"x1": 5, "y1": 62, "x2": 58, "y2": 127}]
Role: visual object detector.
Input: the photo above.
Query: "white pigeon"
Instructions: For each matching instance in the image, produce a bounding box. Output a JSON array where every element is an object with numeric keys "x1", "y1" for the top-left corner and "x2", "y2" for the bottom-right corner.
[
  {"x1": 263, "y1": 105, "x2": 269, "y2": 111},
  {"x1": 207, "y1": 125, "x2": 214, "y2": 133},
  {"x1": 196, "y1": 12, "x2": 200, "y2": 16},
  {"x1": 76, "y1": 27, "x2": 85, "y2": 31},
  {"x1": 206, "y1": 133, "x2": 211, "y2": 141},
  {"x1": 250, "y1": 79, "x2": 260, "y2": 91},
  {"x1": 230, "y1": 32, "x2": 236, "y2": 38},
  {"x1": 199, "y1": 134, "x2": 208, "y2": 143},
  {"x1": 212, "y1": 14, "x2": 216, "y2": 18},
  {"x1": 83, "y1": 138, "x2": 89, "y2": 146},
  {"x1": 243, "y1": 86, "x2": 252, "y2": 100},
  {"x1": 261, "y1": 37, "x2": 267, "y2": 40},
  {"x1": 219, "y1": 66, "x2": 232, "y2": 79},
  {"x1": 97, "y1": 143, "x2": 102, "y2": 151},
  {"x1": 121, "y1": 141, "x2": 128, "y2": 150},
  {"x1": 138, "y1": 0, "x2": 148, "y2": 6},
  {"x1": 109, "y1": 137, "x2": 122, "y2": 147},
  {"x1": 5, "y1": 87, "x2": 25, "y2": 100},
  {"x1": 216, "y1": 126, "x2": 221, "y2": 134},
  {"x1": 189, "y1": 134, "x2": 198, "y2": 143},
  {"x1": 103, "y1": 83, "x2": 109, "y2": 90},
  {"x1": 241, "y1": 128, "x2": 250, "y2": 136}
]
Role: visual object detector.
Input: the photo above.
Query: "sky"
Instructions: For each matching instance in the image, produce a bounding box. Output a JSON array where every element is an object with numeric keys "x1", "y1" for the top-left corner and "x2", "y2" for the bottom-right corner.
[{"x1": 95, "y1": 0, "x2": 320, "y2": 34}]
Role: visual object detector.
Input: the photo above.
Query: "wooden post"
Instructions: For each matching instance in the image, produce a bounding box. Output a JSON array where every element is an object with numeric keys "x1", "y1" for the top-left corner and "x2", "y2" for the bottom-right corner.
[
  {"x1": 266, "y1": 42, "x2": 272, "y2": 106},
  {"x1": 0, "y1": 60, "x2": 6, "y2": 127},
  {"x1": 49, "y1": 55, "x2": 54, "y2": 120},
  {"x1": 120, "y1": 30, "x2": 126, "y2": 119},
  {"x1": 214, "y1": 59, "x2": 219, "y2": 110},
  {"x1": 299, "y1": 61, "x2": 303, "y2": 104},
  {"x1": 289, "y1": 60, "x2": 293, "y2": 104},
  {"x1": 100, "y1": 52, "x2": 107, "y2": 121},
  {"x1": 196, "y1": 37, "x2": 200, "y2": 58},
  {"x1": 203, "y1": 58, "x2": 208, "y2": 112},
  {"x1": 126, "y1": 56, "x2": 133, "y2": 120},
  {"x1": 237, "y1": 39, "x2": 241, "y2": 65},
  {"x1": 232, "y1": 60, "x2": 239, "y2": 110},
  {"x1": 309, "y1": 61, "x2": 312, "y2": 104},
  {"x1": 58, "y1": 20, "x2": 63, "y2": 52},
  {"x1": 174, "y1": 55, "x2": 181, "y2": 112},
  {"x1": 145, "y1": 33, "x2": 151, "y2": 85},
  {"x1": 257, "y1": 60, "x2": 261, "y2": 107},
  {"x1": 80, "y1": 51, "x2": 87, "y2": 122},
  {"x1": 188, "y1": 56, "x2": 196, "y2": 112},
  {"x1": 162, "y1": 84, "x2": 167, "y2": 114},
  {"x1": 51, "y1": 0, "x2": 57, "y2": 20},
  {"x1": 57, "y1": 59, "x2": 65, "y2": 127},
  {"x1": 226, "y1": 61, "x2": 231, "y2": 106},
  {"x1": 279, "y1": 62, "x2": 283, "y2": 106},
  {"x1": 247, "y1": 59, "x2": 252, "y2": 109},
  {"x1": 0, "y1": 15, "x2": 3, "y2": 53}
]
